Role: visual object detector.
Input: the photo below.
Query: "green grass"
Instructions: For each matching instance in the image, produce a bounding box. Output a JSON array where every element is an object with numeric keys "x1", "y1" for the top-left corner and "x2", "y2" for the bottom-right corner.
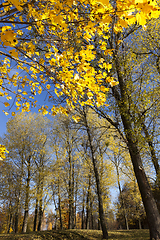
[{"x1": 0, "y1": 229, "x2": 149, "y2": 240}]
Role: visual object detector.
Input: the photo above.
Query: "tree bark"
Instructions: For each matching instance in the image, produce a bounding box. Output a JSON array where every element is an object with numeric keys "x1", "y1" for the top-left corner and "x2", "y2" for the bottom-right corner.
[
  {"x1": 83, "y1": 108, "x2": 108, "y2": 239},
  {"x1": 90, "y1": 199, "x2": 94, "y2": 229},
  {"x1": 141, "y1": 120, "x2": 160, "y2": 183},
  {"x1": 81, "y1": 188, "x2": 85, "y2": 229},
  {"x1": 85, "y1": 174, "x2": 91, "y2": 229},
  {"x1": 68, "y1": 148, "x2": 72, "y2": 229},
  {"x1": 7, "y1": 206, "x2": 12, "y2": 234},
  {"x1": 37, "y1": 199, "x2": 43, "y2": 231},
  {"x1": 112, "y1": 54, "x2": 160, "y2": 239},
  {"x1": 14, "y1": 208, "x2": 19, "y2": 233},
  {"x1": 68, "y1": 144, "x2": 74, "y2": 229},
  {"x1": 37, "y1": 175, "x2": 44, "y2": 231},
  {"x1": 33, "y1": 197, "x2": 38, "y2": 231},
  {"x1": 115, "y1": 158, "x2": 129, "y2": 230},
  {"x1": 139, "y1": 219, "x2": 142, "y2": 229},
  {"x1": 22, "y1": 157, "x2": 31, "y2": 233},
  {"x1": 58, "y1": 178, "x2": 63, "y2": 230}
]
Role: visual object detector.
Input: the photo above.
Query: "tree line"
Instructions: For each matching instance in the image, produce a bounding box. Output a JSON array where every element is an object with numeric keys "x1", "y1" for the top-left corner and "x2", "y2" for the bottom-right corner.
[{"x1": 0, "y1": 102, "x2": 157, "y2": 234}]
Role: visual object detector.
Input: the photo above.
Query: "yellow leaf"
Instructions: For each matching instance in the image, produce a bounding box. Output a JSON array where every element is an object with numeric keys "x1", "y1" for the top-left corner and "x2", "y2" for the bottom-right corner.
[
  {"x1": 4, "y1": 102, "x2": 10, "y2": 107},
  {"x1": 17, "y1": 30, "x2": 23, "y2": 35},
  {"x1": 3, "y1": 111, "x2": 9, "y2": 116},
  {"x1": 10, "y1": 0, "x2": 23, "y2": 11},
  {"x1": 9, "y1": 49, "x2": 18, "y2": 58},
  {"x1": 22, "y1": 91, "x2": 28, "y2": 95},
  {"x1": 27, "y1": 26, "x2": 32, "y2": 30},
  {"x1": 1, "y1": 30, "x2": 18, "y2": 46},
  {"x1": 16, "y1": 102, "x2": 21, "y2": 107},
  {"x1": 6, "y1": 96, "x2": 12, "y2": 100},
  {"x1": 125, "y1": 16, "x2": 136, "y2": 25},
  {"x1": 72, "y1": 116, "x2": 80, "y2": 123},
  {"x1": 19, "y1": 16, "x2": 23, "y2": 22},
  {"x1": 46, "y1": 84, "x2": 51, "y2": 89},
  {"x1": 2, "y1": 26, "x2": 12, "y2": 32},
  {"x1": 136, "y1": 12, "x2": 146, "y2": 25},
  {"x1": 135, "y1": 0, "x2": 147, "y2": 3},
  {"x1": 98, "y1": 0, "x2": 109, "y2": 6},
  {"x1": 0, "y1": 144, "x2": 9, "y2": 160}
]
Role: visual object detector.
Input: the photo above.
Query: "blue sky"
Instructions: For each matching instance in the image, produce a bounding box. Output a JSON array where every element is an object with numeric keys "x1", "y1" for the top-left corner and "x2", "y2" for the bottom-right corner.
[{"x1": 0, "y1": 102, "x2": 9, "y2": 136}]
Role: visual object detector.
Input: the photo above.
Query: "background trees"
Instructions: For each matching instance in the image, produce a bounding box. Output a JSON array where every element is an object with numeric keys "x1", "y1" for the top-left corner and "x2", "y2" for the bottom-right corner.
[
  {"x1": 116, "y1": 181, "x2": 146, "y2": 230},
  {"x1": 0, "y1": 113, "x2": 51, "y2": 233},
  {"x1": 0, "y1": 0, "x2": 160, "y2": 239}
]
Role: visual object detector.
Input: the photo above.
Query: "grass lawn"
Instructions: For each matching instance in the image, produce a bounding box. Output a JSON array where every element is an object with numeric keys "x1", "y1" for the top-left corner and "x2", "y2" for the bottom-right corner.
[{"x1": 0, "y1": 229, "x2": 149, "y2": 240}]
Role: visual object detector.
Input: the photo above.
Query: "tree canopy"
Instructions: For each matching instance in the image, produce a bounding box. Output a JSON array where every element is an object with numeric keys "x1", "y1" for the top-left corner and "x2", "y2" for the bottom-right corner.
[{"x1": 1, "y1": 0, "x2": 160, "y2": 239}]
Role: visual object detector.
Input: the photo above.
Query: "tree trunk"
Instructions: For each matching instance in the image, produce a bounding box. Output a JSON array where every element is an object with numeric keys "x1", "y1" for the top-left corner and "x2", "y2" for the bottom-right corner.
[
  {"x1": 58, "y1": 179, "x2": 63, "y2": 230},
  {"x1": 37, "y1": 176, "x2": 44, "y2": 231},
  {"x1": 98, "y1": 216, "x2": 101, "y2": 230},
  {"x1": 22, "y1": 210, "x2": 29, "y2": 233},
  {"x1": 14, "y1": 210, "x2": 19, "y2": 233},
  {"x1": 37, "y1": 199, "x2": 43, "y2": 231},
  {"x1": 22, "y1": 158, "x2": 30, "y2": 233},
  {"x1": 139, "y1": 219, "x2": 142, "y2": 229},
  {"x1": 74, "y1": 180, "x2": 78, "y2": 229},
  {"x1": 68, "y1": 146, "x2": 74, "y2": 229},
  {"x1": 85, "y1": 175, "x2": 91, "y2": 229},
  {"x1": 83, "y1": 108, "x2": 108, "y2": 239},
  {"x1": 71, "y1": 162, "x2": 75, "y2": 229},
  {"x1": 112, "y1": 55, "x2": 160, "y2": 239},
  {"x1": 33, "y1": 197, "x2": 38, "y2": 231},
  {"x1": 115, "y1": 158, "x2": 129, "y2": 230},
  {"x1": 125, "y1": 131, "x2": 160, "y2": 239},
  {"x1": 141, "y1": 121, "x2": 159, "y2": 176},
  {"x1": 7, "y1": 212, "x2": 12, "y2": 234},
  {"x1": 90, "y1": 199, "x2": 94, "y2": 229},
  {"x1": 81, "y1": 188, "x2": 85, "y2": 229}
]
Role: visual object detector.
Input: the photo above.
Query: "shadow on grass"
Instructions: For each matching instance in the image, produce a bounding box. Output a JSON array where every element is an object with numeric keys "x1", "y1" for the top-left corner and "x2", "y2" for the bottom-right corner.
[
  {"x1": 109, "y1": 229, "x2": 149, "y2": 240},
  {"x1": 0, "y1": 229, "x2": 149, "y2": 240}
]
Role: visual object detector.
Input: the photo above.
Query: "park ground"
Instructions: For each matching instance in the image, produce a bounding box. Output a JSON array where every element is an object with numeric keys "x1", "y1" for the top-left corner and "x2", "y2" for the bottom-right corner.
[{"x1": 0, "y1": 229, "x2": 149, "y2": 240}]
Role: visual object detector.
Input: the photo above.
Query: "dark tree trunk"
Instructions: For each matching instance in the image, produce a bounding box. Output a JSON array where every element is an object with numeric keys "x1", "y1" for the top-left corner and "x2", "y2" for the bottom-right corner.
[
  {"x1": 141, "y1": 120, "x2": 159, "y2": 175},
  {"x1": 14, "y1": 211, "x2": 19, "y2": 233},
  {"x1": 74, "y1": 180, "x2": 78, "y2": 229},
  {"x1": 112, "y1": 54, "x2": 160, "y2": 239},
  {"x1": 85, "y1": 175, "x2": 91, "y2": 229},
  {"x1": 125, "y1": 130, "x2": 160, "y2": 239},
  {"x1": 98, "y1": 216, "x2": 101, "y2": 230},
  {"x1": 68, "y1": 154, "x2": 72, "y2": 229},
  {"x1": 15, "y1": 192, "x2": 21, "y2": 234},
  {"x1": 37, "y1": 199, "x2": 43, "y2": 231},
  {"x1": 7, "y1": 213, "x2": 12, "y2": 234},
  {"x1": 81, "y1": 188, "x2": 85, "y2": 229},
  {"x1": 83, "y1": 108, "x2": 108, "y2": 239},
  {"x1": 71, "y1": 163, "x2": 75, "y2": 229},
  {"x1": 22, "y1": 158, "x2": 30, "y2": 233},
  {"x1": 37, "y1": 177, "x2": 44, "y2": 231},
  {"x1": 68, "y1": 147, "x2": 74, "y2": 229},
  {"x1": 33, "y1": 197, "x2": 38, "y2": 231},
  {"x1": 22, "y1": 210, "x2": 29, "y2": 233},
  {"x1": 90, "y1": 200, "x2": 94, "y2": 229},
  {"x1": 58, "y1": 181, "x2": 63, "y2": 230}
]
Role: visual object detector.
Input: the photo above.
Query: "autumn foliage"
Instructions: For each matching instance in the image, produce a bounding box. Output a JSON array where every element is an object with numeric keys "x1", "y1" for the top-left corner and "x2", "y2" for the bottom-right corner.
[{"x1": 0, "y1": 0, "x2": 160, "y2": 157}]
